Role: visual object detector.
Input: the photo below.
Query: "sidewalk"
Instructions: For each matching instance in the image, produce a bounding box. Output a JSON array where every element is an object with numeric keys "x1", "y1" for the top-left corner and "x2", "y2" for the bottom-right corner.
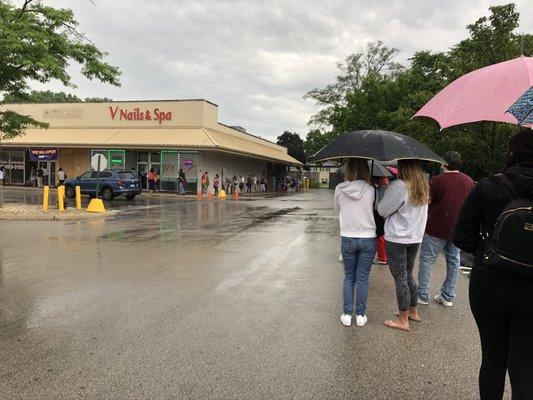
[{"x1": 1, "y1": 185, "x2": 298, "y2": 199}]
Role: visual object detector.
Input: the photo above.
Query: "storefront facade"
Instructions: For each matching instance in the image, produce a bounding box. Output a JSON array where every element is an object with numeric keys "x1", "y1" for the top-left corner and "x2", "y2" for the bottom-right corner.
[{"x1": 0, "y1": 100, "x2": 300, "y2": 190}]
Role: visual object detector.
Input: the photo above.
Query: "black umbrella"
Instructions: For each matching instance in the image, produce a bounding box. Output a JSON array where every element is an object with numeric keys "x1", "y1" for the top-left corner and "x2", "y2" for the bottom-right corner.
[
  {"x1": 338, "y1": 161, "x2": 392, "y2": 177},
  {"x1": 311, "y1": 130, "x2": 444, "y2": 164}
]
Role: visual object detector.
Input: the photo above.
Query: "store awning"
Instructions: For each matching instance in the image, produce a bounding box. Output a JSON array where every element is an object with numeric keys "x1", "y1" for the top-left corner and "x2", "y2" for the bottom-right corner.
[{"x1": 3, "y1": 126, "x2": 302, "y2": 165}]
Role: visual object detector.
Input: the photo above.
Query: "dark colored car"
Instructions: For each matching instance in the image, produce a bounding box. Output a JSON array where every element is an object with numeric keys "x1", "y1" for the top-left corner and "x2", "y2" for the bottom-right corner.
[{"x1": 64, "y1": 170, "x2": 141, "y2": 201}]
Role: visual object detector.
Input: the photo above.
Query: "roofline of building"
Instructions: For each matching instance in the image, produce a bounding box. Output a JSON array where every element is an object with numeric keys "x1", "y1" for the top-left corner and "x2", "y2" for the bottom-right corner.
[
  {"x1": 3, "y1": 143, "x2": 302, "y2": 166},
  {"x1": 218, "y1": 122, "x2": 281, "y2": 148}
]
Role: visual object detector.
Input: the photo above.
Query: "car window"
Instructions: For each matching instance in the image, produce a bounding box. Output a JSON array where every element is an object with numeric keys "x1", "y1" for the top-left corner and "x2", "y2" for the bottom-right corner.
[
  {"x1": 91, "y1": 171, "x2": 113, "y2": 178},
  {"x1": 80, "y1": 171, "x2": 93, "y2": 179},
  {"x1": 118, "y1": 172, "x2": 136, "y2": 179}
]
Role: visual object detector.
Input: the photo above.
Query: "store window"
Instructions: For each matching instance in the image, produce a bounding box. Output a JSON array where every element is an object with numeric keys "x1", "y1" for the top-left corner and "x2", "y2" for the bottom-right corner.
[
  {"x1": 179, "y1": 151, "x2": 198, "y2": 191},
  {"x1": 108, "y1": 150, "x2": 125, "y2": 170},
  {"x1": 90, "y1": 149, "x2": 126, "y2": 170},
  {"x1": 0, "y1": 148, "x2": 25, "y2": 184},
  {"x1": 160, "y1": 150, "x2": 179, "y2": 191}
]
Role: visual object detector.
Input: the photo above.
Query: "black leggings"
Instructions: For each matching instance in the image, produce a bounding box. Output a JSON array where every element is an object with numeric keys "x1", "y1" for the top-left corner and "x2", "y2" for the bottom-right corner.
[
  {"x1": 385, "y1": 241, "x2": 420, "y2": 311},
  {"x1": 470, "y1": 268, "x2": 533, "y2": 400}
]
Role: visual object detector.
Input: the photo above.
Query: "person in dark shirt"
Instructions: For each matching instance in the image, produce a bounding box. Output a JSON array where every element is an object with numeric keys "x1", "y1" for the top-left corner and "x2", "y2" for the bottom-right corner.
[
  {"x1": 453, "y1": 129, "x2": 533, "y2": 400},
  {"x1": 417, "y1": 151, "x2": 474, "y2": 307}
]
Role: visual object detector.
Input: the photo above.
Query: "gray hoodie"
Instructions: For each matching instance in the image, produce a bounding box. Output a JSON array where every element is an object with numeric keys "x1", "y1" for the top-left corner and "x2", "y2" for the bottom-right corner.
[
  {"x1": 334, "y1": 180, "x2": 376, "y2": 238},
  {"x1": 377, "y1": 180, "x2": 428, "y2": 244}
]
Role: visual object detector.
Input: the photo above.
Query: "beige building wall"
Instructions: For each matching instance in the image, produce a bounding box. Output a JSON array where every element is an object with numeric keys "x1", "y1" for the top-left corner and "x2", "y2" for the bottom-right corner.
[
  {"x1": 0, "y1": 100, "x2": 219, "y2": 129},
  {"x1": 198, "y1": 151, "x2": 269, "y2": 193}
]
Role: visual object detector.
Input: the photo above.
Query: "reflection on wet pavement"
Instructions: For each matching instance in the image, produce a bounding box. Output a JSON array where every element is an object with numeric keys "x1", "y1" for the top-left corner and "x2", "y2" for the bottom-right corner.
[{"x1": 0, "y1": 188, "x2": 482, "y2": 400}]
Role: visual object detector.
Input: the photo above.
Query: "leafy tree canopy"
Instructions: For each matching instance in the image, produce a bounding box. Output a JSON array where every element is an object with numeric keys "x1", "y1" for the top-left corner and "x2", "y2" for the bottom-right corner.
[
  {"x1": 277, "y1": 131, "x2": 306, "y2": 164},
  {"x1": 1, "y1": 90, "x2": 112, "y2": 104},
  {"x1": 0, "y1": 0, "x2": 120, "y2": 139},
  {"x1": 304, "y1": 3, "x2": 533, "y2": 180}
]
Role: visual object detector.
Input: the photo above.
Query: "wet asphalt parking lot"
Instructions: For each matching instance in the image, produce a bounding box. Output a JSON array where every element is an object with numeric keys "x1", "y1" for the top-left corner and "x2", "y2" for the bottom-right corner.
[{"x1": 0, "y1": 188, "x2": 498, "y2": 399}]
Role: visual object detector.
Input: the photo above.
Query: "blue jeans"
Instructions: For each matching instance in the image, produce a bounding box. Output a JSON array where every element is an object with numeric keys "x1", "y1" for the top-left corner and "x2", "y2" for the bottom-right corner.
[
  {"x1": 341, "y1": 237, "x2": 377, "y2": 316},
  {"x1": 178, "y1": 181, "x2": 186, "y2": 195},
  {"x1": 417, "y1": 233, "x2": 461, "y2": 303}
]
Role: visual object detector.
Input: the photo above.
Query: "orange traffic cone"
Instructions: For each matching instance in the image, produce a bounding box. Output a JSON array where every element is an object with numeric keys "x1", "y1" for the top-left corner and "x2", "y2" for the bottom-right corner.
[
  {"x1": 207, "y1": 192, "x2": 213, "y2": 201},
  {"x1": 197, "y1": 191, "x2": 203, "y2": 201},
  {"x1": 234, "y1": 191, "x2": 239, "y2": 201}
]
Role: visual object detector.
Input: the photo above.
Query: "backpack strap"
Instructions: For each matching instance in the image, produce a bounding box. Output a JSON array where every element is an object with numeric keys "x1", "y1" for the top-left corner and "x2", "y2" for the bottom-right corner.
[{"x1": 493, "y1": 173, "x2": 520, "y2": 200}]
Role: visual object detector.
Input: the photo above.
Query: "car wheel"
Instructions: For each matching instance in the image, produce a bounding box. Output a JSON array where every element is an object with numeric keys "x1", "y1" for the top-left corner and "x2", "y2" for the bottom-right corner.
[
  {"x1": 101, "y1": 187, "x2": 114, "y2": 201},
  {"x1": 65, "y1": 185, "x2": 75, "y2": 198},
  {"x1": 125, "y1": 194, "x2": 136, "y2": 200}
]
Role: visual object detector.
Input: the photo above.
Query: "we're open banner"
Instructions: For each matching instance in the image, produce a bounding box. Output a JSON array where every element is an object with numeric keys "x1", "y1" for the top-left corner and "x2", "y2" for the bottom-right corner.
[{"x1": 29, "y1": 148, "x2": 58, "y2": 161}]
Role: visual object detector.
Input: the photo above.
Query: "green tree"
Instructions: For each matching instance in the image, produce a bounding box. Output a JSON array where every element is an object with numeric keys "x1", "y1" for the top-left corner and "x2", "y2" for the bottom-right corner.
[
  {"x1": 303, "y1": 129, "x2": 333, "y2": 159},
  {"x1": 1, "y1": 90, "x2": 112, "y2": 104},
  {"x1": 2, "y1": 90, "x2": 82, "y2": 103},
  {"x1": 0, "y1": 0, "x2": 120, "y2": 137},
  {"x1": 0, "y1": 0, "x2": 120, "y2": 206},
  {"x1": 277, "y1": 131, "x2": 306, "y2": 164},
  {"x1": 304, "y1": 4, "x2": 533, "y2": 180}
]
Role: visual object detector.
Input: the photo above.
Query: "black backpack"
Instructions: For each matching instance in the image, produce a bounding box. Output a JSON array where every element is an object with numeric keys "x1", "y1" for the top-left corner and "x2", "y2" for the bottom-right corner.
[{"x1": 482, "y1": 173, "x2": 533, "y2": 276}]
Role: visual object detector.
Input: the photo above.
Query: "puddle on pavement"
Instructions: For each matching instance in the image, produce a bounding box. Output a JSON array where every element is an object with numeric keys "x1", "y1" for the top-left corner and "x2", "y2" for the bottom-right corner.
[{"x1": 99, "y1": 205, "x2": 303, "y2": 245}]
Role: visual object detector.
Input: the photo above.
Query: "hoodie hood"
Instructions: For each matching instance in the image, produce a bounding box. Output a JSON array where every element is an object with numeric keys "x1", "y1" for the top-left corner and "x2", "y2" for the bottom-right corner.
[
  {"x1": 507, "y1": 167, "x2": 533, "y2": 198},
  {"x1": 337, "y1": 180, "x2": 372, "y2": 200}
]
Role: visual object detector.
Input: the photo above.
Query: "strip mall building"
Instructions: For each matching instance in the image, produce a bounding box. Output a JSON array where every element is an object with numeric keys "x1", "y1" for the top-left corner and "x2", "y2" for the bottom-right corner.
[{"x1": 0, "y1": 100, "x2": 301, "y2": 191}]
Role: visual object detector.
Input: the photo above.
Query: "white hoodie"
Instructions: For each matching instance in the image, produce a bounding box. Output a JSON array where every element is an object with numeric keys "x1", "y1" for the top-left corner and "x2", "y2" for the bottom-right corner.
[
  {"x1": 377, "y1": 180, "x2": 428, "y2": 244},
  {"x1": 334, "y1": 180, "x2": 376, "y2": 238}
]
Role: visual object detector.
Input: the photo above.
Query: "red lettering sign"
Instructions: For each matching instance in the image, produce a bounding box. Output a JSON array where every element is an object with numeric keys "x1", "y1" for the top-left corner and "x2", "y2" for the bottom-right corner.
[{"x1": 108, "y1": 106, "x2": 172, "y2": 123}]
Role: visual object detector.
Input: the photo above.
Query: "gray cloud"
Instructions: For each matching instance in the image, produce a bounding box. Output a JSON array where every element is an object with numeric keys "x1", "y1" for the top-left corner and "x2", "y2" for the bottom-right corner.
[{"x1": 34, "y1": 0, "x2": 532, "y2": 141}]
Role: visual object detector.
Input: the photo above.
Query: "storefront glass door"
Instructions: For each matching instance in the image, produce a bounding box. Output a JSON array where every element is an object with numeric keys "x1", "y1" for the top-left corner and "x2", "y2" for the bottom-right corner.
[{"x1": 39, "y1": 160, "x2": 56, "y2": 186}]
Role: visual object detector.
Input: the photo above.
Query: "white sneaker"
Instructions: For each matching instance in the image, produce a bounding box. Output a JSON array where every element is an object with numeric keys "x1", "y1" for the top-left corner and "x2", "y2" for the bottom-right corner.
[
  {"x1": 417, "y1": 297, "x2": 429, "y2": 305},
  {"x1": 435, "y1": 294, "x2": 453, "y2": 307},
  {"x1": 340, "y1": 314, "x2": 352, "y2": 326},
  {"x1": 355, "y1": 315, "x2": 368, "y2": 327},
  {"x1": 338, "y1": 254, "x2": 343, "y2": 262}
]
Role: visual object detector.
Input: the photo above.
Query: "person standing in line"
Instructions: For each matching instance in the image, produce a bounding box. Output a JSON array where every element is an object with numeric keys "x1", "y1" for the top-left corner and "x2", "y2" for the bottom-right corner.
[
  {"x1": 417, "y1": 151, "x2": 474, "y2": 307},
  {"x1": 453, "y1": 129, "x2": 533, "y2": 400},
  {"x1": 0, "y1": 166, "x2": 5, "y2": 186},
  {"x1": 57, "y1": 167, "x2": 66, "y2": 186},
  {"x1": 260, "y1": 176, "x2": 266, "y2": 192},
  {"x1": 336, "y1": 158, "x2": 377, "y2": 328},
  {"x1": 232, "y1": 175, "x2": 238, "y2": 194},
  {"x1": 42, "y1": 165, "x2": 49, "y2": 186},
  {"x1": 271, "y1": 176, "x2": 277, "y2": 192},
  {"x1": 239, "y1": 175, "x2": 245, "y2": 193},
  {"x1": 252, "y1": 175, "x2": 258, "y2": 192},
  {"x1": 147, "y1": 168, "x2": 157, "y2": 194},
  {"x1": 36, "y1": 165, "x2": 44, "y2": 188},
  {"x1": 200, "y1": 171, "x2": 209, "y2": 195},
  {"x1": 378, "y1": 159, "x2": 429, "y2": 332},
  {"x1": 374, "y1": 176, "x2": 390, "y2": 265},
  {"x1": 245, "y1": 175, "x2": 252, "y2": 193},
  {"x1": 213, "y1": 174, "x2": 220, "y2": 196},
  {"x1": 29, "y1": 166, "x2": 36, "y2": 187},
  {"x1": 177, "y1": 168, "x2": 187, "y2": 195}
]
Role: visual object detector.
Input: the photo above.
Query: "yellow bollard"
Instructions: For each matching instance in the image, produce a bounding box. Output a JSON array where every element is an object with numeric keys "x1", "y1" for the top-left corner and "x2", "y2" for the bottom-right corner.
[
  {"x1": 217, "y1": 189, "x2": 227, "y2": 199},
  {"x1": 58, "y1": 185, "x2": 65, "y2": 212},
  {"x1": 42, "y1": 186, "x2": 49, "y2": 211},
  {"x1": 75, "y1": 186, "x2": 81, "y2": 210}
]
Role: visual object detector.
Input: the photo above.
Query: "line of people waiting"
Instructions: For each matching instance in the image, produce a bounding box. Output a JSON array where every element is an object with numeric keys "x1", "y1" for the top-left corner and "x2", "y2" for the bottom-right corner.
[
  {"x1": 336, "y1": 130, "x2": 533, "y2": 399},
  {"x1": 336, "y1": 152, "x2": 475, "y2": 331}
]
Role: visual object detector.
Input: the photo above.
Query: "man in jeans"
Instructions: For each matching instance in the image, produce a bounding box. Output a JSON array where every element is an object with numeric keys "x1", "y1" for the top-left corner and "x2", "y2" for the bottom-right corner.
[{"x1": 417, "y1": 151, "x2": 474, "y2": 307}]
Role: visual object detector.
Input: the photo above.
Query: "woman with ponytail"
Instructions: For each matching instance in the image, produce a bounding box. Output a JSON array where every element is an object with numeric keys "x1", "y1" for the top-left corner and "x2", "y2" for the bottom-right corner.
[{"x1": 378, "y1": 159, "x2": 429, "y2": 331}]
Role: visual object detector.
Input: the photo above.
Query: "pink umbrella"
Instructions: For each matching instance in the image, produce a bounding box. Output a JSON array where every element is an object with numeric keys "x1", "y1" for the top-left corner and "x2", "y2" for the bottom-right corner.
[{"x1": 414, "y1": 56, "x2": 533, "y2": 129}]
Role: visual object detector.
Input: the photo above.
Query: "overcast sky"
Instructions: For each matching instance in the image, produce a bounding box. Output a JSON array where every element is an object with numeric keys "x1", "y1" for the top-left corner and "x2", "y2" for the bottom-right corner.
[{"x1": 32, "y1": 0, "x2": 532, "y2": 141}]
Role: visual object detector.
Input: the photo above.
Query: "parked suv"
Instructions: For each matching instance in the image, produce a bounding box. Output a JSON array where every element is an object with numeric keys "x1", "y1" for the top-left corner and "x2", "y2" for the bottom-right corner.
[{"x1": 64, "y1": 170, "x2": 141, "y2": 201}]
